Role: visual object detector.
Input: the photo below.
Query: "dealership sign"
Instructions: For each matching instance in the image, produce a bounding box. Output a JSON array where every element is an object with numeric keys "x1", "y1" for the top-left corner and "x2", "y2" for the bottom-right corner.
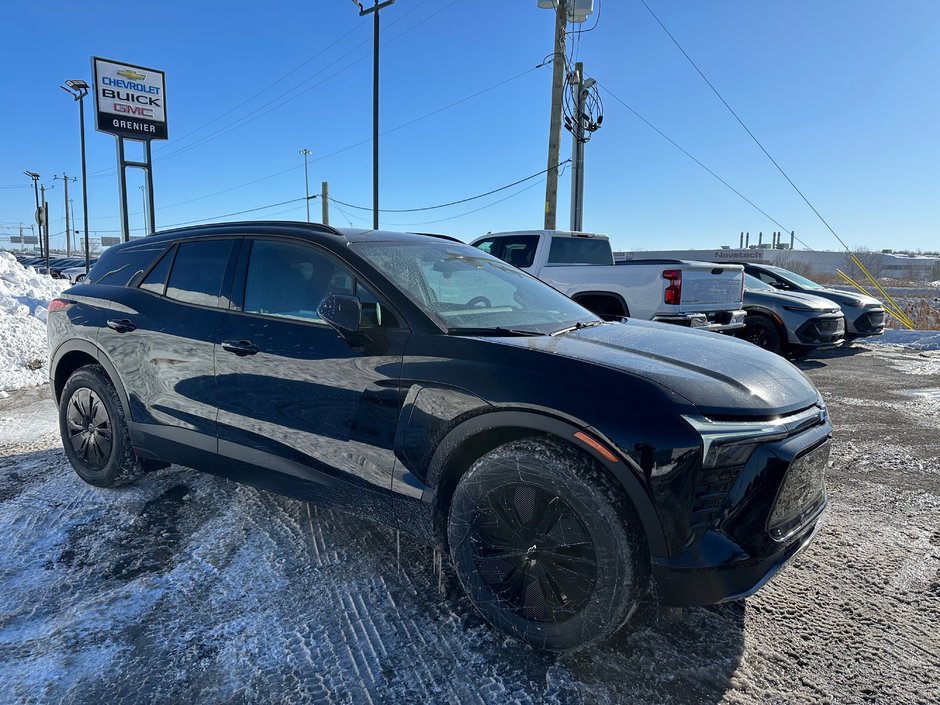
[{"x1": 93, "y1": 57, "x2": 167, "y2": 140}]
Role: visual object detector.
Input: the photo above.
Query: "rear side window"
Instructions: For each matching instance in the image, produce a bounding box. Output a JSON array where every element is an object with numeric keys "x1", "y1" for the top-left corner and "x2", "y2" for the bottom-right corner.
[
  {"x1": 139, "y1": 246, "x2": 175, "y2": 295},
  {"x1": 166, "y1": 240, "x2": 235, "y2": 308},
  {"x1": 547, "y1": 237, "x2": 612, "y2": 265},
  {"x1": 86, "y1": 243, "x2": 167, "y2": 286}
]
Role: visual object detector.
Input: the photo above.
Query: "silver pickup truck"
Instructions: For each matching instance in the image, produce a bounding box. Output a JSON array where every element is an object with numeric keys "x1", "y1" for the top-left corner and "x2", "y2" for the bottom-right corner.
[{"x1": 471, "y1": 230, "x2": 746, "y2": 331}]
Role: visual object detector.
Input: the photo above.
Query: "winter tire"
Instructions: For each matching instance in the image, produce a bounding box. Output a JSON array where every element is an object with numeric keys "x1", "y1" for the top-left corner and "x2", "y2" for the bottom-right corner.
[
  {"x1": 740, "y1": 314, "x2": 784, "y2": 355},
  {"x1": 447, "y1": 437, "x2": 645, "y2": 652},
  {"x1": 59, "y1": 364, "x2": 143, "y2": 487}
]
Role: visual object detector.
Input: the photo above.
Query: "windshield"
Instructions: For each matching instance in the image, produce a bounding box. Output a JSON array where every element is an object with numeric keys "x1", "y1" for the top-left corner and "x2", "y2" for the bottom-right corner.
[
  {"x1": 352, "y1": 240, "x2": 600, "y2": 334},
  {"x1": 772, "y1": 267, "x2": 824, "y2": 290},
  {"x1": 745, "y1": 273, "x2": 774, "y2": 291}
]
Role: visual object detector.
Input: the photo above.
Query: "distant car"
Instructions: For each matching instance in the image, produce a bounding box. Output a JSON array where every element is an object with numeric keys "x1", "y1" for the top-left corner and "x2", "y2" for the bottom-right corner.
[
  {"x1": 59, "y1": 260, "x2": 97, "y2": 283},
  {"x1": 738, "y1": 263, "x2": 885, "y2": 340},
  {"x1": 33, "y1": 258, "x2": 79, "y2": 276},
  {"x1": 48, "y1": 222, "x2": 832, "y2": 652},
  {"x1": 737, "y1": 274, "x2": 844, "y2": 356}
]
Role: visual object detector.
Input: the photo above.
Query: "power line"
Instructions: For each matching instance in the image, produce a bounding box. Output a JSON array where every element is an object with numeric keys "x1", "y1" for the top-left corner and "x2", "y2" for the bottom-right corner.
[
  {"x1": 88, "y1": 0, "x2": 460, "y2": 178},
  {"x1": 83, "y1": 61, "x2": 546, "y2": 223},
  {"x1": 379, "y1": 167, "x2": 563, "y2": 228},
  {"x1": 329, "y1": 160, "x2": 570, "y2": 213},
  {"x1": 598, "y1": 82, "x2": 813, "y2": 249},
  {"x1": 639, "y1": 0, "x2": 843, "y2": 251}
]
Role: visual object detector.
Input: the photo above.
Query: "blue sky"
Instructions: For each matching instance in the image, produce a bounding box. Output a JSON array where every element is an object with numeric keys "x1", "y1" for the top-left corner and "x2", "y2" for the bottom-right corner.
[{"x1": 1, "y1": 0, "x2": 938, "y2": 254}]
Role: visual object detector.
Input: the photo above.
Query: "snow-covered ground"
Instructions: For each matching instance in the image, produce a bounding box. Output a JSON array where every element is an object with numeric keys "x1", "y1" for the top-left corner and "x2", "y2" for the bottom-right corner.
[
  {"x1": 0, "y1": 253, "x2": 66, "y2": 395},
  {"x1": 866, "y1": 328, "x2": 940, "y2": 351},
  {"x1": 1, "y1": 343, "x2": 938, "y2": 703}
]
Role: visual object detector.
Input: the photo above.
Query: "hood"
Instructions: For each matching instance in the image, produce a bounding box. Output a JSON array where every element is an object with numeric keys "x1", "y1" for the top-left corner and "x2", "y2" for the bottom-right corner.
[
  {"x1": 744, "y1": 288, "x2": 841, "y2": 312},
  {"x1": 491, "y1": 319, "x2": 820, "y2": 417},
  {"x1": 813, "y1": 287, "x2": 882, "y2": 308}
]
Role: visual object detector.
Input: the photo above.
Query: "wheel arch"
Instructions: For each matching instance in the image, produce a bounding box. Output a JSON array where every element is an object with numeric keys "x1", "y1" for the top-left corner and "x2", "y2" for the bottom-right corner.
[
  {"x1": 744, "y1": 306, "x2": 786, "y2": 330},
  {"x1": 51, "y1": 340, "x2": 131, "y2": 420},
  {"x1": 571, "y1": 291, "x2": 630, "y2": 319},
  {"x1": 426, "y1": 409, "x2": 667, "y2": 557}
]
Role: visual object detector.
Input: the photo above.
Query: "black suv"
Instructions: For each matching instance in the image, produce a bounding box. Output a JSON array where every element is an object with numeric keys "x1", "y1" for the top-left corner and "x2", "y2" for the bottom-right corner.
[{"x1": 48, "y1": 222, "x2": 831, "y2": 652}]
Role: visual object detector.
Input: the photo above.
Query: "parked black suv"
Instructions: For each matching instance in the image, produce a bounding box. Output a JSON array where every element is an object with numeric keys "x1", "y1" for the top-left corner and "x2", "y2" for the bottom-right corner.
[{"x1": 48, "y1": 222, "x2": 831, "y2": 652}]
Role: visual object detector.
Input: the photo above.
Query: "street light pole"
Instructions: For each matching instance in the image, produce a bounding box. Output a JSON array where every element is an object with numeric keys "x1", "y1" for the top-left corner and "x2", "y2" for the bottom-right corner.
[
  {"x1": 62, "y1": 79, "x2": 91, "y2": 272},
  {"x1": 300, "y1": 148, "x2": 312, "y2": 222},
  {"x1": 354, "y1": 0, "x2": 396, "y2": 230},
  {"x1": 24, "y1": 171, "x2": 41, "y2": 257}
]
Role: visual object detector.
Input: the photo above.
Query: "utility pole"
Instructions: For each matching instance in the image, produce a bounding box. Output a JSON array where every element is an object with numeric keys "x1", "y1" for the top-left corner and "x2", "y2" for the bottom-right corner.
[
  {"x1": 54, "y1": 174, "x2": 77, "y2": 256},
  {"x1": 321, "y1": 181, "x2": 330, "y2": 225},
  {"x1": 69, "y1": 199, "x2": 77, "y2": 253},
  {"x1": 300, "y1": 148, "x2": 313, "y2": 222},
  {"x1": 354, "y1": 0, "x2": 396, "y2": 230},
  {"x1": 544, "y1": 0, "x2": 567, "y2": 229},
  {"x1": 570, "y1": 62, "x2": 585, "y2": 231},
  {"x1": 39, "y1": 183, "x2": 52, "y2": 271}
]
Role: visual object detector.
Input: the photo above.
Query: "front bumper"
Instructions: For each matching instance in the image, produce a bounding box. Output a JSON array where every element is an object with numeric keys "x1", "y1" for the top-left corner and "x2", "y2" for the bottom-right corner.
[
  {"x1": 846, "y1": 307, "x2": 886, "y2": 336},
  {"x1": 654, "y1": 309, "x2": 747, "y2": 332},
  {"x1": 793, "y1": 314, "x2": 845, "y2": 346},
  {"x1": 651, "y1": 511, "x2": 825, "y2": 606},
  {"x1": 650, "y1": 415, "x2": 831, "y2": 607}
]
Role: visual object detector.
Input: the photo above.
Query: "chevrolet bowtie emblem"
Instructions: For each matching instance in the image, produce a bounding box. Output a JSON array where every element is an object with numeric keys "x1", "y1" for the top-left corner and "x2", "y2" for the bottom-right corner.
[{"x1": 116, "y1": 69, "x2": 146, "y2": 81}]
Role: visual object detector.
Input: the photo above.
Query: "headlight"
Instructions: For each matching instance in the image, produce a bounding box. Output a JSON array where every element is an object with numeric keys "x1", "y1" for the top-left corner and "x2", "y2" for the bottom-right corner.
[
  {"x1": 683, "y1": 404, "x2": 827, "y2": 469},
  {"x1": 781, "y1": 304, "x2": 818, "y2": 312}
]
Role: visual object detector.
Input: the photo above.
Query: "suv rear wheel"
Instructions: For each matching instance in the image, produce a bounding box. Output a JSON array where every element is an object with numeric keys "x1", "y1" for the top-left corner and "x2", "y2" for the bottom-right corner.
[
  {"x1": 447, "y1": 438, "x2": 645, "y2": 652},
  {"x1": 59, "y1": 364, "x2": 143, "y2": 487}
]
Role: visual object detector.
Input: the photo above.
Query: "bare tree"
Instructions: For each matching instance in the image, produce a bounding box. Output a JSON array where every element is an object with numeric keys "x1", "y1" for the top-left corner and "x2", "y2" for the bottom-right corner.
[{"x1": 846, "y1": 246, "x2": 882, "y2": 279}]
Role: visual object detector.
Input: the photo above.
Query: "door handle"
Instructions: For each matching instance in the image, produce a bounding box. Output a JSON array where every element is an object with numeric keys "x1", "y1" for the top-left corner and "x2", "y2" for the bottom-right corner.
[
  {"x1": 221, "y1": 340, "x2": 259, "y2": 356},
  {"x1": 106, "y1": 319, "x2": 137, "y2": 333}
]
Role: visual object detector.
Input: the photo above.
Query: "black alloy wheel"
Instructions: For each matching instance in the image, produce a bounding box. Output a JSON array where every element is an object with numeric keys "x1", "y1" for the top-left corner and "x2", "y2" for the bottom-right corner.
[
  {"x1": 740, "y1": 315, "x2": 783, "y2": 355},
  {"x1": 59, "y1": 364, "x2": 144, "y2": 487},
  {"x1": 448, "y1": 438, "x2": 645, "y2": 652},
  {"x1": 66, "y1": 388, "x2": 113, "y2": 471},
  {"x1": 470, "y1": 483, "x2": 597, "y2": 623}
]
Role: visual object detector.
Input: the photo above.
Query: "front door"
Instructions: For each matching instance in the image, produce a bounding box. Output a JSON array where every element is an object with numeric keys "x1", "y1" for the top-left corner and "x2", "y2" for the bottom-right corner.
[{"x1": 213, "y1": 237, "x2": 409, "y2": 507}]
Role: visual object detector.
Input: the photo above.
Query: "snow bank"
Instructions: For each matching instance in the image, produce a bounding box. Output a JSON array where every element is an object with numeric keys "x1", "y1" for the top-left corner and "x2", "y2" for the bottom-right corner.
[
  {"x1": 0, "y1": 252, "x2": 67, "y2": 392},
  {"x1": 865, "y1": 328, "x2": 940, "y2": 352}
]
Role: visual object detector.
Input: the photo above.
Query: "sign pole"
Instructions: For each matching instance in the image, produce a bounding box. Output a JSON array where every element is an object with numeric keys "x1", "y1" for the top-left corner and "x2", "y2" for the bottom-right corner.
[{"x1": 93, "y1": 57, "x2": 167, "y2": 242}]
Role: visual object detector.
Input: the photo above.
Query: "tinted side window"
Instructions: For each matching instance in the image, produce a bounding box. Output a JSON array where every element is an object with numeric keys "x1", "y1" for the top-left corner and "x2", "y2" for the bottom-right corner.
[
  {"x1": 87, "y1": 243, "x2": 167, "y2": 286},
  {"x1": 165, "y1": 240, "x2": 235, "y2": 308},
  {"x1": 547, "y1": 237, "x2": 612, "y2": 265},
  {"x1": 139, "y1": 246, "x2": 175, "y2": 295},
  {"x1": 243, "y1": 239, "x2": 397, "y2": 327}
]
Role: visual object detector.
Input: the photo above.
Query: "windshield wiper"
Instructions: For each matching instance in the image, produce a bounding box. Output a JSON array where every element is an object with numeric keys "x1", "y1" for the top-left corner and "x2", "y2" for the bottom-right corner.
[
  {"x1": 447, "y1": 326, "x2": 547, "y2": 337},
  {"x1": 550, "y1": 320, "x2": 606, "y2": 336}
]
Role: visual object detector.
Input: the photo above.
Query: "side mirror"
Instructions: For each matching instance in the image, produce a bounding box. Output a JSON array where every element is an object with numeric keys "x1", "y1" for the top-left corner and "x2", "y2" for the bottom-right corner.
[{"x1": 317, "y1": 294, "x2": 361, "y2": 335}]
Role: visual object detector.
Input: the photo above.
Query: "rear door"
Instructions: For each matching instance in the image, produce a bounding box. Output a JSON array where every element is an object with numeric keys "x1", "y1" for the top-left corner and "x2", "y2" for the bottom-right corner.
[
  {"x1": 97, "y1": 237, "x2": 240, "y2": 468},
  {"x1": 213, "y1": 236, "x2": 409, "y2": 507}
]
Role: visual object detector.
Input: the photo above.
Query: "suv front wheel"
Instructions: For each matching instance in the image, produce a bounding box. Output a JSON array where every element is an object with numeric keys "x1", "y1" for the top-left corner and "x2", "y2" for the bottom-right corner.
[
  {"x1": 59, "y1": 364, "x2": 143, "y2": 487},
  {"x1": 447, "y1": 438, "x2": 645, "y2": 652}
]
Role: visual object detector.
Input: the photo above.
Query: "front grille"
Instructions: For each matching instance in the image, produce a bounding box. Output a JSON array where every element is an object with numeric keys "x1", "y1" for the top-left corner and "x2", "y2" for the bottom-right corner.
[
  {"x1": 796, "y1": 316, "x2": 845, "y2": 344},
  {"x1": 768, "y1": 440, "x2": 830, "y2": 541},
  {"x1": 853, "y1": 309, "x2": 886, "y2": 333}
]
